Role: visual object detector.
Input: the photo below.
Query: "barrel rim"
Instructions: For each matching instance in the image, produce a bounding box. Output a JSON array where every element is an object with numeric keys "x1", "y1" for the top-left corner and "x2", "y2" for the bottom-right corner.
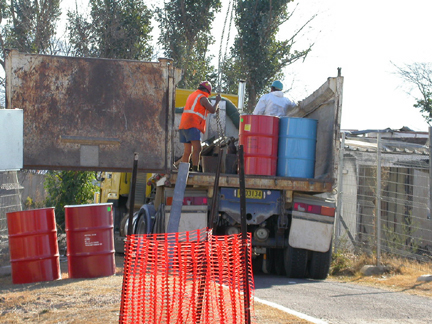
[
  {"x1": 64, "y1": 203, "x2": 113, "y2": 208},
  {"x1": 6, "y1": 207, "x2": 55, "y2": 216}
]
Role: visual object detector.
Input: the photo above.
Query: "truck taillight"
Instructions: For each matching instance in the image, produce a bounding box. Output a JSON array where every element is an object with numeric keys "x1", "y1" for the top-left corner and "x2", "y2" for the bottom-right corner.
[
  {"x1": 321, "y1": 206, "x2": 335, "y2": 216},
  {"x1": 294, "y1": 202, "x2": 335, "y2": 217}
]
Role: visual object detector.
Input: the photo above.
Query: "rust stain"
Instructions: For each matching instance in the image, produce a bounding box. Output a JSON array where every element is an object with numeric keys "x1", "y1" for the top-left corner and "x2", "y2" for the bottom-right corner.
[{"x1": 8, "y1": 52, "x2": 174, "y2": 171}]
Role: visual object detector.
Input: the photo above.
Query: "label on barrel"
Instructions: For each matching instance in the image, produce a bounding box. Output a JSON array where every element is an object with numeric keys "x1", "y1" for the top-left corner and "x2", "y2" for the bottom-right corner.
[
  {"x1": 84, "y1": 233, "x2": 102, "y2": 247},
  {"x1": 244, "y1": 124, "x2": 251, "y2": 131}
]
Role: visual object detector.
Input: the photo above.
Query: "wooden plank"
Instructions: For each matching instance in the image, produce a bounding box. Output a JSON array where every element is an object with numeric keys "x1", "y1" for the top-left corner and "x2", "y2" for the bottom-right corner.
[{"x1": 166, "y1": 172, "x2": 333, "y2": 192}]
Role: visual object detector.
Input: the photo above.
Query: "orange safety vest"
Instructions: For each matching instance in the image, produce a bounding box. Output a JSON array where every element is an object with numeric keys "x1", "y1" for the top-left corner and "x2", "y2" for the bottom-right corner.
[{"x1": 179, "y1": 89, "x2": 210, "y2": 134}]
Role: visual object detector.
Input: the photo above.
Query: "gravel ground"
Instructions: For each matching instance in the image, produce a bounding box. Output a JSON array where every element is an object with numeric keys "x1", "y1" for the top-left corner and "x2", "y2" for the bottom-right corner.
[{"x1": 0, "y1": 255, "x2": 311, "y2": 324}]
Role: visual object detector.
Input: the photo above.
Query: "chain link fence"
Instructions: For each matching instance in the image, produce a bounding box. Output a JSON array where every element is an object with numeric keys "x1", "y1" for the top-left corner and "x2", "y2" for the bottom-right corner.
[
  {"x1": 335, "y1": 132, "x2": 432, "y2": 271},
  {"x1": 0, "y1": 171, "x2": 22, "y2": 268},
  {"x1": 2, "y1": 132, "x2": 432, "y2": 273}
]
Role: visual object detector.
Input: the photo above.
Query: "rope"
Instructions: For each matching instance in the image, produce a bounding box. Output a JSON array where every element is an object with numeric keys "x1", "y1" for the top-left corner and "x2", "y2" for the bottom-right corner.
[
  {"x1": 217, "y1": 0, "x2": 234, "y2": 95},
  {"x1": 215, "y1": 0, "x2": 234, "y2": 146}
]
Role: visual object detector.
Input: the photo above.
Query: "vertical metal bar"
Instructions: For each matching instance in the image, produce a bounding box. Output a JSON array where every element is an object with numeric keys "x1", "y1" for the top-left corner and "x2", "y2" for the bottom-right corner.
[
  {"x1": 429, "y1": 127, "x2": 432, "y2": 220},
  {"x1": 238, "y1": 145, "x2": 251, "y2": 324},
  {"x1": 210, "y1": 146, "x2": 224, "y2": 229},
  {"x1": 376, "y1": 133, "x2": 382, "y2": 266},
  {"x1": 335, "y1": 132, "x2": 346, "y2": 253},
  {"x1": 237, "y1": 80, "x2": 246, "y2": 114},
  {"x1": 127, "y1": 153, "x2": 139, "y2": 236}
]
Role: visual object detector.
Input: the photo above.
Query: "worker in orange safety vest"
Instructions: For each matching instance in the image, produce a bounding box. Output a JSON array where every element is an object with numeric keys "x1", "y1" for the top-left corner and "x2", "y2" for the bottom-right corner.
[{"x1": 179, "y1": 81, "x2": 221, "y2": 172}]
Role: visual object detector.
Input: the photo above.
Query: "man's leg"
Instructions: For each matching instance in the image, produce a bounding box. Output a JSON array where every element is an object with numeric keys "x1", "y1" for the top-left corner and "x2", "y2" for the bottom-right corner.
[
  {"x1": 191, "y1": 140, "x2": 201, "y2": 171},
  {"x1": 181, "y1": 143, "x2": 192, "y2": 163}
]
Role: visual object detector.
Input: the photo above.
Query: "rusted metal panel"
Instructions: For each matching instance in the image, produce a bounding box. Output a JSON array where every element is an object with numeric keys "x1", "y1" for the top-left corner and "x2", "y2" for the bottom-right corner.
[
  {"x1": 5, "y1": 50, "x2": 181, "y2": 172},
  {"x1": 165, "y1": 172, "x2": 333, "y2": 192}
]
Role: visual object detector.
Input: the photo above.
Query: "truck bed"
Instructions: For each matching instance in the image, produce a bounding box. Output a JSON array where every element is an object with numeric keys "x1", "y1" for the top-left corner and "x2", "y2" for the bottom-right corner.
[{"x1": 166, "y1": 171, "x2": 333, "y2": 193}]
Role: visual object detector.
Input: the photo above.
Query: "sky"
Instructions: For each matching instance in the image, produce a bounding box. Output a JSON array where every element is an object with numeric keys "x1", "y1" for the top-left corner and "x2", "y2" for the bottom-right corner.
[
  {"x1": 61, "y1": 0, "x2": 432, "y2": 132},
  {"x1": 278, "y1": 0, "x2": 432, "y2": 132}
]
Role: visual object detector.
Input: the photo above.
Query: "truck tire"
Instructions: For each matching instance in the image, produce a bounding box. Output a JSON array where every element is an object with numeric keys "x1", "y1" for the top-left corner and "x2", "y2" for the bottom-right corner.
[
  {"x1": 135, "y1": 214, "x2": 147, "y2": 234},
  {"x1": 308, "y1": 244, "x2": 332, "y2": 280},
  {"x1": 262, "y1": 249, "x2": 274, "y2": 274},
  {"x1": 284, "y1": 245, "x2": 308, "y2": 278},
  {"x1": 273, "y1": 249, "x2": 285, "y2": 276}
]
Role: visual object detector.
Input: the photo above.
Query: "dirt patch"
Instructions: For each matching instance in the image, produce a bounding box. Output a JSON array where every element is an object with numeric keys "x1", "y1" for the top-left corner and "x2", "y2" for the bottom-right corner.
[
  {"x1": 0, "y1": 256, "x2": 312, "y2": 324},
  {"x1": 329, "y1": 270, "x2": 432, "y2": 298}
]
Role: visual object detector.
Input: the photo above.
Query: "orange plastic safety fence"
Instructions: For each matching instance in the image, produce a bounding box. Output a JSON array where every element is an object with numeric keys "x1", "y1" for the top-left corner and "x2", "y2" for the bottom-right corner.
[{"x1": 119, "y1": 228, "x2": 255, "y2": 324}]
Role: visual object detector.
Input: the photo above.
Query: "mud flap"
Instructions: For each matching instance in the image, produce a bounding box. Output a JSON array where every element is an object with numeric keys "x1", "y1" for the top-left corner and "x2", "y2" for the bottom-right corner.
[{"x1": 288, "y1": 212, "x2": 334, "y2": 253}]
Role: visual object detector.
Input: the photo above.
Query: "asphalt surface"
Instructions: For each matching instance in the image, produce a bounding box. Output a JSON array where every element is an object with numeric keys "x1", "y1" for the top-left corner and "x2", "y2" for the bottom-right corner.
[{"x1": 253, "y1": 274, "x2": 432, "y2": 324}]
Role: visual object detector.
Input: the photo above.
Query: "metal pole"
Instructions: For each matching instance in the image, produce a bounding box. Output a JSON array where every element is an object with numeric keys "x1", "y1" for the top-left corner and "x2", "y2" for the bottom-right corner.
[
  {"x1": 127, "y1": 153, "x2": 139, "y2": 236},
  {"x1": 429, "y1": 127, "x2": 432, "y2": 220},
  {"x1": 376, "y1": 134, "x2": 382, "y2": 266},
  {"x1": 238, "y1": 145, "x2": 251, "y2": 324},
  {"x1": 237, "y1": 80, "x2": 246, "y2": 114},
  {"x1": 335, "y1": 132, "x2": 346, "y2": 253},
  {"x1": 210, "y1": 147, "x2": 224, "y2": 229}
]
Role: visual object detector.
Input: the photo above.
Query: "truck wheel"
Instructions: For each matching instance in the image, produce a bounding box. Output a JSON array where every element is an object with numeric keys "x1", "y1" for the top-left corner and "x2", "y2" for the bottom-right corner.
[
  {"x1": 273, "y1": 249, "x2": 285, "y2": 276},
  {"x1": 119, "y1": 214, "x2": 129, "y2": 237},
  {"x1": 284, "y1": 245, "x2": 308, "y2": 278},
  {"x1": 135, "y1": 214, "x2": 147, "y2": 234},
  {"x1": 262, "y1": 249, "x2": 274, "y2": 274},
  {"x1": 308, "y1": 245, "x2": 332, "y2": 280}
]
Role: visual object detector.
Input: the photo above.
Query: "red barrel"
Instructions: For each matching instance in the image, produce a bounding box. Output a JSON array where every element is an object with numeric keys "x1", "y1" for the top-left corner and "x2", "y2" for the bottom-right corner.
[
  {"x1": 6, "y1": 207, "x2": 61, "y2": 284},
  {"x1": 239, "y1": 115, "x2": 279, "y2": 176},
  {"x1": 65, "y1": 203, "x2": 115, "y2": 278}
]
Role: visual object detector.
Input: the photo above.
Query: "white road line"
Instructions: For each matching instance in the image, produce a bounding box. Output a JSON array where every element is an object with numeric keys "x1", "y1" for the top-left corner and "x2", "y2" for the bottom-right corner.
[{"x1": 254, "y1": 297, "x2": 328, "y2": 324}]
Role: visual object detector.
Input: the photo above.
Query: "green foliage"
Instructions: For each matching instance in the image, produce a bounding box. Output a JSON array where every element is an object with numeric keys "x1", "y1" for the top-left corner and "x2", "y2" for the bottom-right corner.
[
  {"x1": 67, "y1": 0, "x2": 153, "y2": 60},
  {"x1": 24, "y1": 196, "x2": 44, "y2": 210},
  {"x1": 221, "y1": 0, "x2": 314, "y2": 110},
  {"x1": 382, "y1": 214, "x2": 420, "y2": 256},
  {"x1": 0, "y1": 0, "x2": 62, "y2": 104},
  {"x1": 0, "y1": 0, "x2": 61, "y2": 58},
  {"x1": 414, "y1": 92, "x2": 432, "y2": 125},
  {"x1": 395, "y1": 62, "x2": 432, "y2": 125},
  {"x1": 330, "y1": 251, "x2": 354, "y2": 276},
  {"x1": 44, "y1": 171, "x2": 98, "y2": 230},
  {"x1": 156, "y1": 0, "x2": 221, "y2": 88}
]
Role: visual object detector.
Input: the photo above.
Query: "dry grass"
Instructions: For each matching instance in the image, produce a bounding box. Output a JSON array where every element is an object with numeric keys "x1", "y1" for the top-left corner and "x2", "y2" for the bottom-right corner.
[
  {"x1": 329, "y1": 252, "x2": 432, "y2": 298},
  {"x1": 0, "y1": 256, "x2": 312, "y2": 324}
]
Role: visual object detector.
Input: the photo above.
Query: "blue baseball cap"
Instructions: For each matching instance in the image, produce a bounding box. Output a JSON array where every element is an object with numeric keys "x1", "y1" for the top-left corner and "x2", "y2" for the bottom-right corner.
[{"x1": 271, "y1": 80, "x2": 283, "y2": 90}]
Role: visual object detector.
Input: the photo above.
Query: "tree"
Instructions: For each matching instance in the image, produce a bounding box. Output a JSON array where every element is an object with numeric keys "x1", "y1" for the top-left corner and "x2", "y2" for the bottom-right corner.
[
  {"x1": 395, "y1": 62, "x2": 432, "y2": 125},
  {"x1": 67, "y1": 0, "x2": 153, "y2": 60},
  {"x1": 221, "y1": 0, "x2": 314, "y2": 111},
  {"x1": 0, "y1": 0, "x2": 62, "y2": 107},
  {"x1": 0, "y1": 0, "x2": 61, "y2": 57},
  {"x1": 44, "y1": 170, "x2": 98, "y2": 230},
  {"x1": 156, "y1": 0, "x2": 222, "y2": 89}
]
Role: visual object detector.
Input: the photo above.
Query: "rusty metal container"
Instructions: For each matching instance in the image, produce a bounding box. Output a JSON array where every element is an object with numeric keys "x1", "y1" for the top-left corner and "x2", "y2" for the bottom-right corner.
[
  {"x1": 5, "y1": 50, "x2": 182, "y2": 172},
  {"x1": 7, "y1": 207, "x2": 61, "y2": 284},
  {"x1": 65, "y1": 203, "x2": 115, "y2": 278}
]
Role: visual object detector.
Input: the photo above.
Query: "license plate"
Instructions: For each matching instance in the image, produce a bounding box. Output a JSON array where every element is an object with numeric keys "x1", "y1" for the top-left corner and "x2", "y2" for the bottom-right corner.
[{"x1": 236, "y1": 189, "x2": 263, "y2": 199}]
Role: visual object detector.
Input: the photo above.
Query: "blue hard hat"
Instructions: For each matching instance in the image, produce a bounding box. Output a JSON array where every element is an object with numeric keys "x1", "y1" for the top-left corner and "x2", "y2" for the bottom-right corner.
[{"x1": 271, "y1": 80, "x2": 283, "y2": 90}]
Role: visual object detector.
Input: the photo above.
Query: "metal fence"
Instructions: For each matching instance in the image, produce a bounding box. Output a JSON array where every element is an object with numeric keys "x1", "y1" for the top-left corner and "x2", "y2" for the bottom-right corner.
[
  {"x1": 0, "y1": 171, "x2": 22, "y2": 268},
  {"x1": 335, "y1": 132, "x2": 432, "y2": 271},
  {"x1": 2, "y1": 133, "x2": 432, "y2": 272}
]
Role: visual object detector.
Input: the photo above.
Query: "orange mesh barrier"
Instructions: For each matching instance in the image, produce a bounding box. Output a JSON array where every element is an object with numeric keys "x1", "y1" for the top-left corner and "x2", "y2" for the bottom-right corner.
[{"x1": 119, "y1": 229, "x2": 255, "y2": 324}]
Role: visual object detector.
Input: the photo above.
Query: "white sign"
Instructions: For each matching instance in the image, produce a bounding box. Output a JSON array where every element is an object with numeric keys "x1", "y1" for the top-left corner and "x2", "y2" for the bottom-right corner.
[{"x1": 0, "y1": 109, "x2": 23, "y2": 171}]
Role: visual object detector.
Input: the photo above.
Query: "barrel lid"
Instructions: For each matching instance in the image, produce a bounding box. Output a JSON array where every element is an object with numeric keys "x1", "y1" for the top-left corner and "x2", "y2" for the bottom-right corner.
[{"x1": 64, "y1": 203, "x2": 113, "y2": 208}]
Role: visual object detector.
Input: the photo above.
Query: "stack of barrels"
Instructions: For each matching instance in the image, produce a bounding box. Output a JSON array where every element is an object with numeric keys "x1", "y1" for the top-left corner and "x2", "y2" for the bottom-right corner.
[
  {"x1": 239, "y1": 115, "x2": 317, "y2": 178},
  {"x1": 7, "y1": 203, "x2": 115, "y2": 284}
]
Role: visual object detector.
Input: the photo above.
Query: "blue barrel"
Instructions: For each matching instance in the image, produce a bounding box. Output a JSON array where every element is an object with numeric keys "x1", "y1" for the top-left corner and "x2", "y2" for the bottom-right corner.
[{"x1": 277, "y1": 117, "x2": 317, "y2": 178}]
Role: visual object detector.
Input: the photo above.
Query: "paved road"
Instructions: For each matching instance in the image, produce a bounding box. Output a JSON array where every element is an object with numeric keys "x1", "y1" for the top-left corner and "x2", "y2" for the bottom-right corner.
[{"x1": 253, "y1": 274, "x2": 431, "y2": 324}]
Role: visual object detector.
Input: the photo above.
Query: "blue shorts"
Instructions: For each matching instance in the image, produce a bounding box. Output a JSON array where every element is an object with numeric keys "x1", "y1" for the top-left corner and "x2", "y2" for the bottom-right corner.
[{"x1": 179, "y1": 128, "x2": 201, "y2": 143}]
